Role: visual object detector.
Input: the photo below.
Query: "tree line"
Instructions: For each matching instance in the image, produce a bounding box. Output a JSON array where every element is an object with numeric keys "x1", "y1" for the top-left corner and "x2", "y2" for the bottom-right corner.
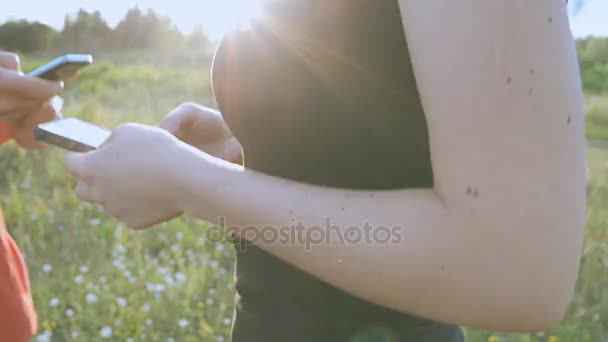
[
  {"x1": 0, "y1": 8, "x2": 213, "y2": 55},
  {"x1": 0, "y1": 7, "x2": 607, "y2": 93}
]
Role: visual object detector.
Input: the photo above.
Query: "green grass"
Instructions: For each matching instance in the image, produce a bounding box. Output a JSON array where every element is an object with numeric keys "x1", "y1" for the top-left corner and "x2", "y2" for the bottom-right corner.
[{"x1": 4, "y1": 56, "x2": 608, "y2": 341}]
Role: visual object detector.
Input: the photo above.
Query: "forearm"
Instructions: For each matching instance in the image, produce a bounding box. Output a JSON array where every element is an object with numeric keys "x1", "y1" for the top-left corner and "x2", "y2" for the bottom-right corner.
[{"x1": 173, "y1": 146, "x2": 569, "y2": 331}]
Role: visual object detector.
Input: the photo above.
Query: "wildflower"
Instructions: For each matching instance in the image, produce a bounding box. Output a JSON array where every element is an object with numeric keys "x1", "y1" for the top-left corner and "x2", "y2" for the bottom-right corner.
[
  {"x1": 171, "y1": 244, "x2": 180, "y2": 252},
  {"x1": 86, "y1": 293, "x2": 98, "y2": 303},
  {"x1": 79, "y1": 265, "x2": 89, "y2": 273},
  {"x1": 116, "y1": 297, "x2": 128, "y2": 307},
  {"x1": 99, "y1": 276, "x2": 107, "y2": 283},
  {"x1": 216, "y1": 244, "x2": 225, "y2": 253},
  {"x1": 197, "y1": 302, "x2": 205, "y2": 310},
  {"x1": 36, "y1": 330, "x2": 52, "y2": 342},
  {"x1": 176, "y1": 232, "x2": 184, "y2": 240},
  {"x1": 142, "y1": 303, "x2": 151, "y2": 312},
  {"x1": 548, "y1": 337, "x2": 558, "y2": 342},
  {"x1": 175, "y1": 272, "x2": 186, "y2": 283},
  {"x1": 145, "y1": 319, "x2": 153, "y2": 326},
  {"x1": 224, "y1": 318, "x2": 232, "y2": 326},
  {"x1": 100, "y1": 326, "x2": 113, "y2": 338},
  {"x1": 206, "y1": 298, "x2": 214, "y2": 306},
  {"x1": 164, "y1": 275, "x2": 175, "y2": 286},
  {"x1": 48, "y1": 298, "x2": 59, "y2": 307},
  {"x1": 115, "y1": 319, "x2": 122, "y2": 327},
  {"x1": 42, "y1": 264, "x2": 53, "y2": 273},
  {"x1": 178, "y1": 319, "x2": 189, "y2": 328},
  {"x1": 88, "y1": 218, "x2": 101, "y2": 226},
  {"x1": 74, "y1": 275, "x2": 84, "y2": 285},
  {"x1": 65, "y1": 309, "x2": 74, "y2": 317},
  {"x1": 168, "y1": 338, "x2": 176, "y2": 342},
  {"x1": 71, "y1": 331, "x2": 79, "y2": 338}
]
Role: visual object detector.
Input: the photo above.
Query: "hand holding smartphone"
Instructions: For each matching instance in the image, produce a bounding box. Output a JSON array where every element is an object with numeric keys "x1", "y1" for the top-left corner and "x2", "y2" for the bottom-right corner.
[{"x1": 30, "y1": 54, "x2": 111, "y2": 152}]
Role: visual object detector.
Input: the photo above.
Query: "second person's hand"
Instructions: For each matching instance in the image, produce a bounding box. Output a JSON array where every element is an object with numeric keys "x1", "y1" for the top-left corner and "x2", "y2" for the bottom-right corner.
[
  {"x1": 160, "y1": 102, "x2": 243, "y2": 164},
  {"x1": 0, "y1": 51, "x2": 63, "y2": 149}
]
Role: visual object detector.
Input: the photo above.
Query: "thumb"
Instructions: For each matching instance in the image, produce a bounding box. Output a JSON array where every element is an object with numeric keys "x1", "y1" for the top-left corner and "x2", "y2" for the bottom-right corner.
[{"x1": 64, "y1": 152, "x2": 94, "y2": 183}]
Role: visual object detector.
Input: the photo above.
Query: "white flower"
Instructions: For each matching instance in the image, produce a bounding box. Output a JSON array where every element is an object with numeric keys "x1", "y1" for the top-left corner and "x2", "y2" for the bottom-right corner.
[
  {"x1": 126, "y1": 339, "x2": 133, "y2": 342},
  {"x1": 115, "y1": 319, "x2": 122, "y2": 327},
  {"x1": 167, "y1": 338, "x2": 176, "y2": 342},
  {"x1": 74, "y1": 275, "x2": 84, "y2": 285},
  {"x1": 65, "y1": 308, "x2": 74, "y2": 317},
  {"x1": 79, "y1": 265, "x2": 89, "y2": 273},
  {"x1": 71, "y1": 331, "x2": 79, "y2": 338},
  {"x1": 142, "y1": 303, "x2": 151, "y2": 312},
  {"x1": 206, "y1": 298, "x2": 214, "y2": 305},
  {"x1": 146, "y1": 282, "x2": 155, "y2": 292},
  {"x1": 48, "y1": 298, "x2": 59, "y2": 307},
  {"x1": 42, "y1": 264, "x2": 53, "y2": 273},
  {"x1": 224, "y1": 318, "x2": 232, "y2": 326},
  {"x1": 176, "y1": 232, "x2": 184, "y2": 240},
  {"x1": 155, "y1": 284, "x2": 166, "y2": 292},
  {"x1": 208, "y1": 288, "x2": 217, "y2": 296},
  {"x1": 164, "y1": 275, "x2": 175, "y2": 286},
  {"x1": 116, "y1": 297, "x2": 128, "y2": 307},
  {"x1": 145, "y1": 319, "x2": 153, "y2": 326},
  {"x1": 175, "y1": 272, "x2": 186, "y2": 282},
  {"x1": 99, "y1": 276, "x2": 107, "y2": 283},
  {"x1": 157, "y1": 267, "x2": 168, "y2": 275},
  {"x1": 593, "y1": 313, "x2": 600, "y2": 321},
  {"x1": 129, "y1": 276, "x2": 137, "y2": 284},
  {"x1": 99, "y1": 326, "x2": 113, "y2": 338},
  {"x1": 178, "y1": 319, "x2": 190, "y2": 328},
  {"x1": 88, "y1": 218, "x2": 101, "y2": 226},
  {"x1": 171, "y1": 244, "x2": 180, "y2": 252},
  {"x1": 216, "y1": 244, "x2": 225, "y2": 253},
  {"x1": 36, "y1": 330, "x2": 52, "y2": 342},
  {"x1": 124, "y1": 270, "x2": 132, "y2": 278},
  {"x1": 210, "y1": 260, "x2": 219, "y2": 269},
  {"x1": 86, "y1": 293, "x2": 98, "y2": 303},
  {"x1": 217, "y1": 336, "x2": 224, "y2": 342}
]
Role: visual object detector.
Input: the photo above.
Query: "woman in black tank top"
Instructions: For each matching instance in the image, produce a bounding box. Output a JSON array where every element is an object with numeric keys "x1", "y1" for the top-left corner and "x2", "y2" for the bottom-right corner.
[
  {"x1": 211, "y1": 1, "x2": 462, "y2": 340},
  {"x1": 64, "y1": 1, "x2": 586, "y2": 341}
]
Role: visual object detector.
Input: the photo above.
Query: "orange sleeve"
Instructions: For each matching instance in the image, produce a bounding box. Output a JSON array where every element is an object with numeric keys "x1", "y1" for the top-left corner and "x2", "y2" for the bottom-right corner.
[
  {"x1": 0, "y1": 123, "x2": 12, "y2": 145},
  {"x1": 0, "y1": 209, "x2": 37, "y2": 342}
]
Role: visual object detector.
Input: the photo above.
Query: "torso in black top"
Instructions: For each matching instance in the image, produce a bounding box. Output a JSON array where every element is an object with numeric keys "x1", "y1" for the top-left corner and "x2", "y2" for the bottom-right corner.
[{"x1": 212, "y1": 1, "x2": 465, "y2": 341}]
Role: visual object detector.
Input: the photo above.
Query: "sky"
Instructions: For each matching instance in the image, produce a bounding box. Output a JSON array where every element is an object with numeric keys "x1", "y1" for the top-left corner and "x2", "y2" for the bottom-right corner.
[{"x1": 3, "y1": 0, "x2": 608, "y2": 40}]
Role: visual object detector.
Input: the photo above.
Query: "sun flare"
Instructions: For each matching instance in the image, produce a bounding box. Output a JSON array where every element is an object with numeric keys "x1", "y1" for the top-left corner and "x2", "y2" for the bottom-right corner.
[{"x1": 202, "y1": 0, "x2": 265, "y2": 38}]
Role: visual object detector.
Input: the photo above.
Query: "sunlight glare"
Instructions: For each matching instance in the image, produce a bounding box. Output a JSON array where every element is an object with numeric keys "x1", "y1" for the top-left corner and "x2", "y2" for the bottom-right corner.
[{"x1": 204, "y1": 0, "x2": 265, "y2": 37}]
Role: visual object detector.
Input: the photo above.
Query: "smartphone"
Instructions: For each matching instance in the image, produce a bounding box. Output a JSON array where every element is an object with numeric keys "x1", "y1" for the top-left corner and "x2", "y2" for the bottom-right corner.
[
  {"x1": 29, "y1": 54, "x2": 93, "y2": 81},
  {"x1": 35, "y1": 118, "x2": 111, "y2": 152}
]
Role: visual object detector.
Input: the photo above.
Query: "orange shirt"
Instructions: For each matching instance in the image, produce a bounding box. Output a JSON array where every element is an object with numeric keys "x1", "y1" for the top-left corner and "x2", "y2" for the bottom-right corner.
[{"x1": 0, "y1": 125, "x2": 37, "y2": 342}]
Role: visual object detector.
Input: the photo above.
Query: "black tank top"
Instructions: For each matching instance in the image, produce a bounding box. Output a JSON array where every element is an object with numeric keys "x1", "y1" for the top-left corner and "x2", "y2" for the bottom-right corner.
[{"x1": 212, "y1": 1, "x2": 465, "y2": 341}]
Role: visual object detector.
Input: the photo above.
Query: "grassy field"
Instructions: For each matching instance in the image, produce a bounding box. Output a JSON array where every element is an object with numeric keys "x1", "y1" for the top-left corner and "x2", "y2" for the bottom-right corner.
[{"x1": 3, "y1": 57, "x2": 608, "y2": 341}]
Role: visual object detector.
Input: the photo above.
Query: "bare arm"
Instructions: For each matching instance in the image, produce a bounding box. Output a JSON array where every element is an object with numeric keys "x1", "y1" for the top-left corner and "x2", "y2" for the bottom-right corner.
[{"x1": 172, "y1": 0, "x2": 586, "y2": 331}]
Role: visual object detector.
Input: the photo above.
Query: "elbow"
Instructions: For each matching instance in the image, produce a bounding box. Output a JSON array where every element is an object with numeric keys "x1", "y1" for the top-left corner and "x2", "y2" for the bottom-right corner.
[{"x1": 494, "y1": 289, "x2": 572, "y2": 333}]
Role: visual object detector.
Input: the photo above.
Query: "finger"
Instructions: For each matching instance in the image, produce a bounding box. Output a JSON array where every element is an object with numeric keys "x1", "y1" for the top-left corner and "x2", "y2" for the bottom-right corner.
[
  {"x1": 74, "y1": 181, "x2": 100, "y2": 203},
  {"x1": 0, "y1": 69, "x2": 63, "y2": 100},
  {"x1": 0, "y1": 96, "x2": 42, "y2": 122},
  {"x1": 64, "y1": 152, "x2": 94, "y2": 183},
  {"x1": 0, "y1": 52, "x2": 20, "y2": 71}
]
